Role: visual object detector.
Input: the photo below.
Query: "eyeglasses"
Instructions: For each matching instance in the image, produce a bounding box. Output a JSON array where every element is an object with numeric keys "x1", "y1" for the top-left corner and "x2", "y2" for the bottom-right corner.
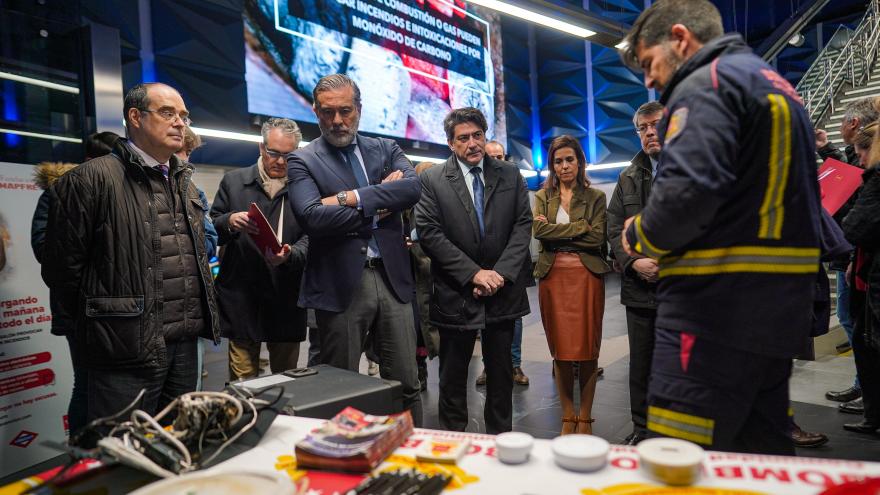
[
  {"x1": 636, "y1": 120, "x2": 661, "y2": 134},
  {"x1": 262, "y1": 145, "x2": 294, "y2": 159},
  {"x1": 140, "y1": 108, "x2": 192, "y2": 126}
]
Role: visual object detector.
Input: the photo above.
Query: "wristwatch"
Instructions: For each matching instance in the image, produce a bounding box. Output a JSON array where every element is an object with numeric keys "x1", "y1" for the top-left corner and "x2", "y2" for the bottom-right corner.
[{"x1": 336, "y1": 191, "x2": 348, "y2": 206}]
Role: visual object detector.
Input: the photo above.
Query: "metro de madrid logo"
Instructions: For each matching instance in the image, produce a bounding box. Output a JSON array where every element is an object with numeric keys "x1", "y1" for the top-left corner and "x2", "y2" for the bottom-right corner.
[{"x1": 10, "y1": 430, "x2": 38, "y2": 448}]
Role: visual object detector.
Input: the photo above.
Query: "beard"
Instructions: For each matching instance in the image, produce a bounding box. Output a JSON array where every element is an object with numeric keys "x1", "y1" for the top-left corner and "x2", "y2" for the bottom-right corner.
[
  {"x1": 319, "y1": 112, "x2": 360, "y2": 148},
  {"x1": 656, "y1": 43, "x2": 685, "y2": 92}
]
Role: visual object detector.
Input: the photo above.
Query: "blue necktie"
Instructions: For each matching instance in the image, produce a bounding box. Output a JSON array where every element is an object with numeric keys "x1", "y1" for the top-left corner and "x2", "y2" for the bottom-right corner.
[
  {"x1": 341, "y1": 144, "x2": 369, "y2": 188},
  {"x1": 340, "y1": 144, "x2": 380, "y2": 256},
  {"x1": 470, "y1": 167, "x2": 485, "y2": 239},
  {"x1": 154, "y1": 164, "x2": 169, "y2": 180}
]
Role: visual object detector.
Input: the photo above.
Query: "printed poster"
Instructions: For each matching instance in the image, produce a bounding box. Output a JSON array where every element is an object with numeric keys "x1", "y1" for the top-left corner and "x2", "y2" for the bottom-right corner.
[{"x1": 0, "y1": 162, "x2": 73, "y2": 478}]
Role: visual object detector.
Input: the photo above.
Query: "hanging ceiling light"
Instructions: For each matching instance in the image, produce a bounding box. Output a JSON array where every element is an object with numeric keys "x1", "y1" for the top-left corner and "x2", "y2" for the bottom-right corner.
[
  {"x1": 467, "y1": 0, "x2": 595, "y2": 38},
  {"x1": 788, "y1": 33, "x2": 806, "y2": 47}
]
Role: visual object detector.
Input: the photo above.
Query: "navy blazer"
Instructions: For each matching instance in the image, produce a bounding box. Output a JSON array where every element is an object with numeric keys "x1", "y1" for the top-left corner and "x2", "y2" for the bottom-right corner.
[{"x1": 288, "y1": 134, "x2": 420, "y2": 312}]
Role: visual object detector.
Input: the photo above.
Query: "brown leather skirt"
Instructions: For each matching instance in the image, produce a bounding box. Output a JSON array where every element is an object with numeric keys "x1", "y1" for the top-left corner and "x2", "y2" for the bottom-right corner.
[{"x1": 538, "y1": 252, "x2": 604, "y2": 361}]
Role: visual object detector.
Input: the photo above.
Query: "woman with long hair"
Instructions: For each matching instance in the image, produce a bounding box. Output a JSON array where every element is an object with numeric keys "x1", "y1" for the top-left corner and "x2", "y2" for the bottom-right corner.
[
  {"x1": 533, "y1": 135, "x2": 611, "y2": 435},
  {"x1": 840, "y1": 101, "x2": 880, "y2": 435}
]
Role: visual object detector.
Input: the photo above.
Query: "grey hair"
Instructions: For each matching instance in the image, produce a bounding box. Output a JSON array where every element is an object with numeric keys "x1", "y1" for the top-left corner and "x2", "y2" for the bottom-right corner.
[
  {"x1": 312, "y1": 74, "x2": 361, "y2": 107},
  {"x1": 633, "y1": 101, "x2": 665, "y2": 127},
  {"x1": 843, "y1": 97, "x2": 880, "y2": 126},
  {"x1": 261, "y1": 117, "x2": 302, "y2": 145},
  {"x1": 620, "y1": 0, "x2": 723, "y2": 70}
]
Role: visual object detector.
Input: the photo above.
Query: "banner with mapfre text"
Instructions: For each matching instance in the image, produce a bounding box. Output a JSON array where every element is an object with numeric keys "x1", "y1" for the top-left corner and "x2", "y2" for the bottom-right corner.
[{"x1": 0, "y1": 162, "x2": 73, "y2": 478}]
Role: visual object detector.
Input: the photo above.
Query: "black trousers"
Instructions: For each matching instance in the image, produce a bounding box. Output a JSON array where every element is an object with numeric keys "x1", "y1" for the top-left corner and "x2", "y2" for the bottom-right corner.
[
  {"x1": 647, "y1": 328, "x2": 794, "y2": 455},
  {"x1": 86, "y1": 339, "x2": 198, "y2": 422},
  {"x1": 438, "y1": 320, "x2": 514, "y2": 434},
  {"x1": 625, "y1": 306, "x2": 657, "y2": 433},
  {"x1": 852, "y1": 291, "x2": 880, "y2": 423},
  {"x1": 315, "y1": 265, "x2": 422, "y2": 427}
]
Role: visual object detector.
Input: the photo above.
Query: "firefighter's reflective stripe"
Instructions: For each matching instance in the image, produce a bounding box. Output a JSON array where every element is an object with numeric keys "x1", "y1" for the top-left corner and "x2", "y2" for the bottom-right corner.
[
  {"x1": 658, "y1": 245, "x2": 819, "y2": 278},
  {"x1": 647, "y1": 406, "x2": 715, "y2": 445},
  {"x1": 758, "y1": 94, "x2": 792, "y2": 240},
  {"x1": 633, "y1": 214, "x2": 671, "y2": 259}
]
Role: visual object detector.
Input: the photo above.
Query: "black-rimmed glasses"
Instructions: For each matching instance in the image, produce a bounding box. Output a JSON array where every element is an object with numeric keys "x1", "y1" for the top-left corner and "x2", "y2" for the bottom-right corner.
[{"x1": 140, "y1": 108, "x2": 192, "y2": 126}]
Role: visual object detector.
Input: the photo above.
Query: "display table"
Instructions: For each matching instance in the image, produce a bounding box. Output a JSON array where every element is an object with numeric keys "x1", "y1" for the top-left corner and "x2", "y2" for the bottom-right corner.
[{"x1": 211, "y1": 415, "x2": 880, "y2": 494}]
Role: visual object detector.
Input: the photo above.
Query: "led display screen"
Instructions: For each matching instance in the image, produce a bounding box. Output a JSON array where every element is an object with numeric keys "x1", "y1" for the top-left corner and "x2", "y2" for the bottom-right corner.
[{"x1": 244, "y1": 0, "x2": 506, "y2": 146}]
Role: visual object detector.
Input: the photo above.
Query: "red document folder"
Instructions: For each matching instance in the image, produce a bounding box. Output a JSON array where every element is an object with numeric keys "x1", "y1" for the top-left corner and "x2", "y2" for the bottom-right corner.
[
  {"x1": 247, "y1": 202, "x2": 282, "y2": 254},
  {"x1": 818, "y1": 158, "x2": 864, "y2": 215}
]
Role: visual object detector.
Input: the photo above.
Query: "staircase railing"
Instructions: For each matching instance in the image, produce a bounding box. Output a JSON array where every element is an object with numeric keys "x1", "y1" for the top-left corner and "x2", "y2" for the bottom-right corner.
[{"x1": 796, "y1": 0, "x2": 880, "y2": 126}]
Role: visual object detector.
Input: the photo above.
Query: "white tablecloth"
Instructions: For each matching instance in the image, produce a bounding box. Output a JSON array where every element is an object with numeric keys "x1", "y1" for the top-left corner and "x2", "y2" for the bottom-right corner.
[{"x1": 212, "y1": 415, "x2": 880, "y2": 494}]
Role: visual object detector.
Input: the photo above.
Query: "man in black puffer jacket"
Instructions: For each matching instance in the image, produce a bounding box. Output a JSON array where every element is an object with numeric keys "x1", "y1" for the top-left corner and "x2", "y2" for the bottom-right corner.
[{"x1": 42, "y1": 83, "x2": 219, "y2": 423}]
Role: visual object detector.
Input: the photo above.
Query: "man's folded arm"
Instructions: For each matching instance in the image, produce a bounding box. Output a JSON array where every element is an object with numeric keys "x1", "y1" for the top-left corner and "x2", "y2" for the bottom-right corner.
[
  {"x1": 355, "y1": 142, "x2": 421, "y2": 216},
  {"x1": 288, "y1": 155, "x2": 371, "y2": 236}
]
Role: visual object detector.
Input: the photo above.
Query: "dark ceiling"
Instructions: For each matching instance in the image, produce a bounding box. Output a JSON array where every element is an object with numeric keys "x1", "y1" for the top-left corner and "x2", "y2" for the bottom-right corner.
[
  {"x1": 544, "y1": 0, "x2": 868, "y2": 50},
  {"x1": 710, "y1": 0, "x2": 866, "y2": 50}
]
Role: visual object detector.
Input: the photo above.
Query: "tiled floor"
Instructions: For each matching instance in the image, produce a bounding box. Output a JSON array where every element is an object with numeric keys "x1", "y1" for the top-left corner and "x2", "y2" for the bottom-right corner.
[{"x1": 198, "y1": 277, "x2": 880, "y2": 462}]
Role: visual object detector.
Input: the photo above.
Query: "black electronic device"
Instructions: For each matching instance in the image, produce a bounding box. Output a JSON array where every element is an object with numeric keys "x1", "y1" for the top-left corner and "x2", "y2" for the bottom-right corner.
[
  {"x1": 240, "y1": 364, "x2": 404, "y2": 419},
  {"x1": 283, "y1": 367, "x2": 319, "y2": 378}
]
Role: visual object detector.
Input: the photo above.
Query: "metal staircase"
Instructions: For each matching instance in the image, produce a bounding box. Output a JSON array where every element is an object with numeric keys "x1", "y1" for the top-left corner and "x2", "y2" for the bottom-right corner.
[
  {"x1": 797, "y1": 0, "x2": 880, "y2": 136},
  {"x1": 824, "y1": 64, "x2": 880, "y2": 147}
]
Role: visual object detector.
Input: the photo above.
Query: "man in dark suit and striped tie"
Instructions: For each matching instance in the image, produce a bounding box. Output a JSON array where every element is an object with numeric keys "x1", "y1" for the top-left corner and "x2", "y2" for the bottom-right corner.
[{"x1": 288, "y1": 74, "x2": 422, "y2": 425}]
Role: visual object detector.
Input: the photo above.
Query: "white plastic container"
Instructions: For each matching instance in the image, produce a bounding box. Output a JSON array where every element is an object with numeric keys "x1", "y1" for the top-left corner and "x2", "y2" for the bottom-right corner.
[
  {"x1": 637, "y1": 438, "x2": 705, "y2": 486},
  {"x1": 495, "y1": 431, "x2": 534, "y2": 464},
  {"x1": 551, "y1": 434, "x2": 609, "y2": 472}
]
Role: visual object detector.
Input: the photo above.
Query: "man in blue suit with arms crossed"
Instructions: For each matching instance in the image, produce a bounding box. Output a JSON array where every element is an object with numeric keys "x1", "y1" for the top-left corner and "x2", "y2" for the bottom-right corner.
[{"x1": 288, "y1": 74, "x2": 422, "y2": 425}]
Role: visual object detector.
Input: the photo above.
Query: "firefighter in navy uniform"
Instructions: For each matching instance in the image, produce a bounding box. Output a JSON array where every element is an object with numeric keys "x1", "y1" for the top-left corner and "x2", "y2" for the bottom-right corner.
[{"x1": 620, "y1": 0, "x2": 822, "y2": 455}]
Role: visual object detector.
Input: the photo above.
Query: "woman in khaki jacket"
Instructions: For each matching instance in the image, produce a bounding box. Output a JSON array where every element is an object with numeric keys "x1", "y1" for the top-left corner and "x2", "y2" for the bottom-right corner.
[{"x1": 533, "y1": 135, "x2": 610, "y2": 435}]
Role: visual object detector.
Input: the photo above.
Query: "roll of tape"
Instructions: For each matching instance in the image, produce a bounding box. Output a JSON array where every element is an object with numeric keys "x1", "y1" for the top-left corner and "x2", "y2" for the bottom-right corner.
[{"x1": 637, "y1": 438, "x2": 704, "y2": 486}]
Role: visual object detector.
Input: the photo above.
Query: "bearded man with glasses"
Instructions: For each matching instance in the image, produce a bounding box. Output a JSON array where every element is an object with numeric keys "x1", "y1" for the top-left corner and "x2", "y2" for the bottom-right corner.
[{"x1": 42, "y1": 83, "x2": 220, "y2": 424}]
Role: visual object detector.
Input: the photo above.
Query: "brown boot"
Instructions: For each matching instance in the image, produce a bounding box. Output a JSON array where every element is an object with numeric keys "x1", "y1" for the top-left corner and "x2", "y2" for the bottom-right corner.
[{"x1": 513, "y1": 367, "x2": 530, "y2": 386}]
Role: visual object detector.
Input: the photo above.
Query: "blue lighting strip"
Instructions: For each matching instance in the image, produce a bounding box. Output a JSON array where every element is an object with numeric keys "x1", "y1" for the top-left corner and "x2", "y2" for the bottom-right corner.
[
  {"x1": 3, "y1": 81, "x2": 21, "y2": 147},
  {"x1": 528, "y1": 25, "x2": 543, "y2": 171}
]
